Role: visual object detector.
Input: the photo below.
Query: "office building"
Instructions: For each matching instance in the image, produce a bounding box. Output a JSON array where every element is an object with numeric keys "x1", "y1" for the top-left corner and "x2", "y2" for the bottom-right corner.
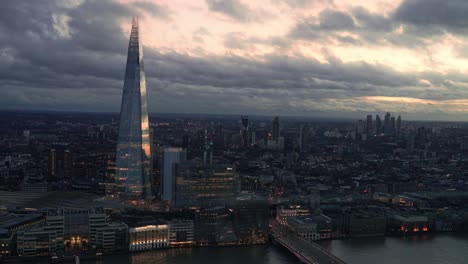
[
  {"x1": 94, "y1": 222, "x2": 128, "y2": 253},
  {"x1": 390, "y1": 116, "x2": 396, "y2": 134},
  {"x1": 48, "y1": 149, "x2": 56, "y2": 177},
  {"x1": 17, "y1": 228, "x2": 60, "y2": 256},
  {"x1": 241, "y1": 116, "x2": 249, "y2": 148},
  {"x1": 128, "y1": 223, "x2": 169, "y2": 252},
  {"x1": 195, "y1": 206, "x2": 237, "y2": 245},
  {"x1": 276, "y1": 205, "x2": 311, "y2": 225},
  {"x1": 286, "y1": 215, "x2": 333, "y2": 241},
  {"x1": 175, "y1": 162, "x2": 240, "y2": 207},
  {"x1": 233, "y1": 193, "x2": 269, "y2": 244},
  {"x1": 115, "y1": 17, "x2": 153, "y2": 201},
  {"x1": 168, "y1": 220, "x2": 194, "y2": 246},
  {"x1": 272, "y1": 116, "x2": 280, "y2": 143},
  {"x1": 396, "y1": 115, "x2": 401, "y2": 136},
  {"x1": 384, "y1": 112, "x2": 390, "y2": 134},
  {"x1": 343, "y1": 210, "x2": 386, "y2": 237},
  {"x1": 161, "y1": 148, "x2": 186, "y2": 202},
  {"x1": 63, "y1": 150, "x2": 72, "y2": 177},
  {"x1": 366, "y1": 115, "x2": 372, "y2": 133},
  {"x1": 375, "y1": 115, "x2": 382, "y2": 134}
]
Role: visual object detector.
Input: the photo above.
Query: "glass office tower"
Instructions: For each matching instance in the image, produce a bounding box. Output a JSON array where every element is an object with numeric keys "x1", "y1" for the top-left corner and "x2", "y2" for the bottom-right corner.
[{"x1": 115, "y1": 17, "x2": 152, "y2": 201}]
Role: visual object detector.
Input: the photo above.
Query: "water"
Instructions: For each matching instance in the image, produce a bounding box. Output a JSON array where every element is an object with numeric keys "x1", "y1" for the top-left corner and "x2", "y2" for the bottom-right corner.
[
  {"x1": 319, "y1": 234, "x2": 468, "y2": 264},
  {"x1": 88, "y1": 245, "x2": 299, "y2": 264},
  {"x1": 84, "y1": 234, "x2": 468, "y2": 264}
]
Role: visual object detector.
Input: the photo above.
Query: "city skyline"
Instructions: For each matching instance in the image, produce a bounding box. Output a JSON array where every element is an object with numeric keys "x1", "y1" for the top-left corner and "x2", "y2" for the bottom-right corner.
[
  {"x1": 3, "y1": 0, "x2": 468, "y2": 121},
  {"x1": 3, "y1": 1, "x2": 468, "y2": 263}
]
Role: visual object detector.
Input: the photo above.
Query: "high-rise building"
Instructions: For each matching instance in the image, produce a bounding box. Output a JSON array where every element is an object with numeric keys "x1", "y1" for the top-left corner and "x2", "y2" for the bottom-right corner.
[
  {"x1": 232, "y1": 194, "x2": 269, "y2": 244},
  {"x1": 63, "y1": 150, "x2": 72, "y2": 177},
  {"x1": 115, "y1": 17, "x2": 153, "y2": 201},
  {"x1": 356, "y1": 120, "x2": 365, "y2": 134},
  {"x1": 366, "y1": 115, "x2": 372, "y2": 133},
  {"x1": 48, "y1": 149, "x2": 56, "y2": 177},
  {"x1": 195, "y1": 206, "x2": 238, "y2": 244},
  {"x1": 240, "y1": 116, "x2": 249, "y2": 148},
  {"x1": 390, "y1": 116, "x2": 396, "y2": 134},
  {"x1": 250, "y1": 131, "x2": 256, "y2": 146},
  {"x1": 375, "y1": 115, "x2": 382, "y2": 134},
  {"x1": 396, "y1": 115, "x2": 401, "y2": 136},
  {"x1": 299, "y1": 123, "x2": 314, "y2": 151},
  {"x1": 175, "y1": 162, "x2": 240, "y2": 207},
  {"x1": 161, "y1": 147, "x2": 186, "y2": 202},
  {"x1": 272, "y1": 116, "x2": 280, "y2": 143},
  {"x1": 384, "y1": 112, "x2": 391, "y2": 134}
]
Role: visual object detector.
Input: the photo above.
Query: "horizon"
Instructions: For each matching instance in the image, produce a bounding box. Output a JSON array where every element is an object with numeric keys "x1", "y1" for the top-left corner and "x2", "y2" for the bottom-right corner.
[{"x1": 1, "y1": 108, "x2": 467, "y2": 123}]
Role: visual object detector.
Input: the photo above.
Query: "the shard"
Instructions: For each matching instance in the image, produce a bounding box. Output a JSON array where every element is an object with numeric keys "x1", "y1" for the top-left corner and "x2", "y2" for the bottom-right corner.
[{"x1": 115, "y1": 17, "x2": 152, "y2": 201}]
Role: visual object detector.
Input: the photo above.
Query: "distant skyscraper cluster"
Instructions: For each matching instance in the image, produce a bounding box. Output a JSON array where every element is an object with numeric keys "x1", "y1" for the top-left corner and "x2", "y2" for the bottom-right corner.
[{"x1": 355, "y1": 113, "x2": 402, "y2": 141}]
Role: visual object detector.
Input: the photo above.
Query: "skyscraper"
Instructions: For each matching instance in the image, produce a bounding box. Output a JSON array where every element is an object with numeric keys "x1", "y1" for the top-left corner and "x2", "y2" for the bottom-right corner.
[
  {"x1": 48, "y1": 149, "x2": 56, "y2": 177},
  {"x1": 175, "y1": 162, "x2": 240, "y2": 207},
  {"x1": 366, "y1": 115, "x2": 372, "y2": 133},
  {"x1": 390, "y1": 116, "x2": 396, "y2": 134},
  {"x1": 63, "y1": 149, "x2": 72, "y2": 178},
  {"x1": 272, "y1": 116, "x2": 280, "y2": 143},
  {"x1": 115, "y1": 17, "x2": 153, "y2": 201},
  {"x1": 161, "y1": 147, "x2": 186, "y2": 202},
  {"x1": 240, "y1": 116, "x2": 249, "y2": 148},
  {"x1": 396, "y1": 115, "x2": 402, "y2": 136},
  {"x1": 384, "y1": 112, "x2": 391, "y2": 134},
  {"x1": 375, "y1": 115, "x2": 382, "y2": 135}
]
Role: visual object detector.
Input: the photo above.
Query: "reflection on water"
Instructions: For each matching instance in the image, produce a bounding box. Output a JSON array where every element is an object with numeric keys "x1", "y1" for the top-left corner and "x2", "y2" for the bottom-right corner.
[
  {"x1": 90, "y1": 245, "x2": 299, "y2": 264},
  {"x1": 84, "y1": 234, "x2": 468, "y2": 264},
  {"x1": 320, "y1": 234, "x2": 468, "y2": 264}
]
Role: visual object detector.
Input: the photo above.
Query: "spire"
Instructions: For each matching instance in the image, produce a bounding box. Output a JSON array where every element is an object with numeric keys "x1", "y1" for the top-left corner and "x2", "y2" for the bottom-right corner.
[{"x1": 116, "y1": 17, "x2": 152, "y2": 201}]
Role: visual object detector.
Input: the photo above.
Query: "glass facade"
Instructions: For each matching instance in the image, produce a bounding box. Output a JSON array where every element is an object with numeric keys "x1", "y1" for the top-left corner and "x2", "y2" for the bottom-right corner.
[
  {"x1": 175, "y1": 162, "x2": 240, "y2": 207},
  {"x1": 116, "y1": 17, "x2": 152, "y2": 201}
]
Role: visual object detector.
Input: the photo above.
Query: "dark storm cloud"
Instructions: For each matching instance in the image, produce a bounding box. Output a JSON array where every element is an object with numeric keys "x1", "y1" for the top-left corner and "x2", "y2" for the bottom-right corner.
[
  {"x1": 289, "y1": 9, "x2": 355, "y2": 39},
  {"x1": 352, "y1": 7, "x2": 394, "y2": 32},
  {"x1": 0, "y1": 0, "x2": 167, "y2": 90},
  {"x1": 146, "y1": 50, "x2": 418, "y2": 94},
  {"x1": 288, "y1": 5, "x2": 444, "y2": 47},
  {"x1": 319, "y1": 10, "x2": 355, "y2": 30},
  {"x1": 394, "y1": 0, "x2": 468, "y2": 30}
]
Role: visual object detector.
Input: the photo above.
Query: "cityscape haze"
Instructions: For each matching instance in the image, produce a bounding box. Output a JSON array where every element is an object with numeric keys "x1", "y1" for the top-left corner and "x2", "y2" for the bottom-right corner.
[{"x1": 2, "y1": 1, "x2": 468, "y2": 264}]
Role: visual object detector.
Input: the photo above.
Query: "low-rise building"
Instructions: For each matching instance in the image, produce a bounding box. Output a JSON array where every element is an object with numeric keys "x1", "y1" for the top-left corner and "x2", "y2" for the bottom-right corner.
[
  {"x1": 95, "y1": 222, "x2": 128, "y2": 253},
  {"x1": 390, "y1": 215, "x2": 430, "y2": 234},
  {"x1": 17, "y1": 228, "x2": 60, "y2": 256},
  {"x1": 343, "y1": 211, "x2": 386, "y2": 237},
  {"x1": 128, "y1": 222, "x2": 169, "y2": 252},
  {"x1": 286, "y1": 214, "x2": 332, "y2": 241},
  {"x1": 276, "y1": 205, "x2": 311, "y2": 225},
  {"x1": 168, "y1": 220, "x2": 194, "y2": 247}
]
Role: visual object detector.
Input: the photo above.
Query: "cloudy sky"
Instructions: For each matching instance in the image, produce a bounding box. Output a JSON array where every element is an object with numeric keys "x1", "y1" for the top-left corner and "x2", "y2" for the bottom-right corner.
[{"x1": 2, "y1": 0, "x2": 468, "y2": 120}]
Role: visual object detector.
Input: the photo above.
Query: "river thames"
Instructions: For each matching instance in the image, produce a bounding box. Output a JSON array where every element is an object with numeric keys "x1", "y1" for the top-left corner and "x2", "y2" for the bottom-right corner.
[{"x1": 87, "y1": 234, "x2": 468, "y2": 264}]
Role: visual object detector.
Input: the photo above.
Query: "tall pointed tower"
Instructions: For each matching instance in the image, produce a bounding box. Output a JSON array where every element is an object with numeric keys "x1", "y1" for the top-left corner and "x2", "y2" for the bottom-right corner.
[{"x1": 115, "y1": 17, "x2": 153, "y2": 201}]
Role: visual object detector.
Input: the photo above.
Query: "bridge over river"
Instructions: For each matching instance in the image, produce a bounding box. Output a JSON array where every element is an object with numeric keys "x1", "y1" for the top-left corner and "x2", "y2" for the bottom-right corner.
[{"x1": 271, "y1": 221, "x2": 347, "y2": 264}]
